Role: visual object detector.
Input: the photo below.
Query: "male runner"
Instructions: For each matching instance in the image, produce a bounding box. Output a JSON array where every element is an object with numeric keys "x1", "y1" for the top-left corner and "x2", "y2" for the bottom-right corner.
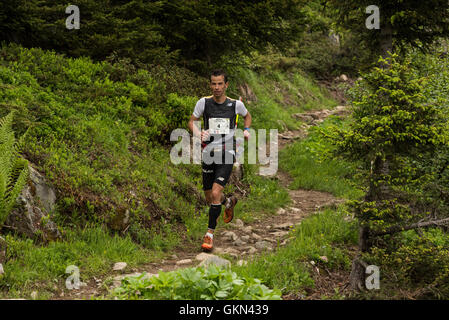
[{"x1": 188, "y1": 69, "x2": 252, "y2": 251}]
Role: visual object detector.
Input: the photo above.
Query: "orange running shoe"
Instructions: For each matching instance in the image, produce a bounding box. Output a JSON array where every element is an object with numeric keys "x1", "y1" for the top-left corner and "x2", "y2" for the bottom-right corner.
[
  {"x1": 201, "y1": 233, "x2": 214, "y2": 252},
  {"x1": 223, "y1": 196, "x2": 238, "y2": 223}
]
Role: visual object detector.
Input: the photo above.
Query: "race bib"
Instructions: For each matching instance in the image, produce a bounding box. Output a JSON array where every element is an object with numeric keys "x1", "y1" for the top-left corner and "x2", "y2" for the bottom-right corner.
[{"x1": 209, "y1": 118, "x2": 230, "y2": 134}]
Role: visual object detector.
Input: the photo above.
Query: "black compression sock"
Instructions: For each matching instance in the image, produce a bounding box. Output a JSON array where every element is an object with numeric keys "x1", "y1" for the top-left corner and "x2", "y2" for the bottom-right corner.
[{"x1": 208, "y1": 203, "x2": 222, "y2": 230}]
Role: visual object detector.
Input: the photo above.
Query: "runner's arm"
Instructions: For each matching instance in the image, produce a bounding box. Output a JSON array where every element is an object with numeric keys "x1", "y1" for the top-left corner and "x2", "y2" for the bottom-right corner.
[
  {"x1": 188, "y1": 114, "x2": 202, "y2": 137},
  {"x1": 243, "y1": 110, "x2": 252, "y2": 129}
]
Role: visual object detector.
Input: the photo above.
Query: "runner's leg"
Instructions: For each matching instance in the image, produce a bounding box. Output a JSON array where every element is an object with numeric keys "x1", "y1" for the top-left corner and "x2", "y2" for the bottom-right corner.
[
  {"x1": 204, "y1": 189, "x2": 212, "y2": 205},
  {"x1": 207, "y1": 183, "x2": 224, "y2": 232}
]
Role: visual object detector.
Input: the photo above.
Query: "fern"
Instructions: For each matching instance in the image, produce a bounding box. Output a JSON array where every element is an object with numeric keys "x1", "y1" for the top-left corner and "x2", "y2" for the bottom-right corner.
[{"x1": 0, "y1": 111, "x2": 29, "y2": 226}]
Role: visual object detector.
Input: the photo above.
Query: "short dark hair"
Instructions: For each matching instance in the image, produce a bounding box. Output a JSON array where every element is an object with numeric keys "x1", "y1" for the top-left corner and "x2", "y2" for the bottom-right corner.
[{"x1": 210, "y1": 69, "x2": 228, "y2": 83}]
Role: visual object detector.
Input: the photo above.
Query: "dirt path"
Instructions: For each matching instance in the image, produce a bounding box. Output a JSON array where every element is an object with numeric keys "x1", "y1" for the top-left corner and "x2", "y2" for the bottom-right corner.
[{"x1": 57, "y1": 106, "x2": 350, "y2": 300}]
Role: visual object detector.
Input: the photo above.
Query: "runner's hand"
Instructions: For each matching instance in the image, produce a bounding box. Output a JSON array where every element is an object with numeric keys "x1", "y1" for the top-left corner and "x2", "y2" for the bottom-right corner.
[
  {"x1": 201, "y1": 130, "x2": 210, "y2": 142},
  {"x1": 243, "y1": 130, "x2": 250, "y2": 140}
]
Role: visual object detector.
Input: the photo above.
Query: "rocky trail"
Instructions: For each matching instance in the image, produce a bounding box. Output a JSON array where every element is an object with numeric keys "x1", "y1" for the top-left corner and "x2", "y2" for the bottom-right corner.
[{"x1": 57, "y1": 105, "x2": 351, "y2": 300}]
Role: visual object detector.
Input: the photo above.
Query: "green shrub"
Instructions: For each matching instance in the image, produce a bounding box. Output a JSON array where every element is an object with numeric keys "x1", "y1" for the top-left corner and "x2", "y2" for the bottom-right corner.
[
  {"x1": 0, "y1": 44, "x2": 207, "y2": 225},
  {"x1": 162, "y1": 93, "x2": 198, "y2": 139},
  {"x1": 369, "y1": 229, "x2": 449, "y2": 299},
  {"x1": 110, "y1": 265, "x2": 282, "y2": 300}
]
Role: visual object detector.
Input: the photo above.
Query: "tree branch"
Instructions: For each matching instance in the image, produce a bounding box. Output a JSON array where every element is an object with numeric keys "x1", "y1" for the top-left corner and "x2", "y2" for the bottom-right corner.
[{"x1": 371, "y1": 217, "x2": 449, "y2": 237}]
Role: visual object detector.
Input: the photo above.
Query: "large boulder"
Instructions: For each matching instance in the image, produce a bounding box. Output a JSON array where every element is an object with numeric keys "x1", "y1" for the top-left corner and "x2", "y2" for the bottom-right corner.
[
  {"x1": 5, "y1": 165, "x2": 61, "y2": 241},
  {"x1": 238, "y1": 83, "x2": 257, "y2": 104}
]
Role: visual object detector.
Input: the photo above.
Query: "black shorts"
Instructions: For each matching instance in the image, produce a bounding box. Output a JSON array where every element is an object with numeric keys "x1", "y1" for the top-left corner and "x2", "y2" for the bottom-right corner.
[{"x1": 202, "y1": 150, "x2": 235, "y2": 191}]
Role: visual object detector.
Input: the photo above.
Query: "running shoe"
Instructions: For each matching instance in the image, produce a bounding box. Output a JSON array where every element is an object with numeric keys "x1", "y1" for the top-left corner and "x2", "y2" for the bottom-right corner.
[
  {"x1": 223, "y1": 196, "x2": 237, "y2": 223},
  {"x1": 201, "y1": 233, "x2": 214, "y2": 252}
]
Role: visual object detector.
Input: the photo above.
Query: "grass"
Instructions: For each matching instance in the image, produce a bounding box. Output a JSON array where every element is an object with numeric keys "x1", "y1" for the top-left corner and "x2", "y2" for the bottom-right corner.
[
  {"x1": 0, "y1": 226, "x2": 156, "y2": 299},
  {"x1": 232, "y1": 206, "x2": 358, "y2": 296},
  {"x1": 227, "y1": 68, "x2": 338, "y2": 133},
  {"x1": 280, "y1": 115, "x2": 364, "y2": 200}
]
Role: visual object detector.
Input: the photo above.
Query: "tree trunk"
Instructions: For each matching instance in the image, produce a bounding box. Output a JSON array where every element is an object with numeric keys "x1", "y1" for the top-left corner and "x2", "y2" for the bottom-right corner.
[
  {"x1": 349, "y1": 155, "x2": 386, "y2": 291},
  {"x1": 349, "y1": 225, "x2": 370, "y2": 291},
  {"x1": 206, "y1": 53, "x2": 212, "y2": 69},
  {"x1": 349, "y1": 256, "x2": 368, "y2": 291}
]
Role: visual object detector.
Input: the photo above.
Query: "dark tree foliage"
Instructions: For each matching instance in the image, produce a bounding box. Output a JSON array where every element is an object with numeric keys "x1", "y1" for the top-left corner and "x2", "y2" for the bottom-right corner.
[
  {"x1": 158, "y1": 0, "x2": 307, "y2": 72},
  {"x1": 0, "y1": 0, "x2": 307, "y2": 73},
  {"x1": 0, "y1": 0, "x2": 171, "y2": 64},
  {"x1": 326, "y1": 0, "x2": 449, "y2": 58}
]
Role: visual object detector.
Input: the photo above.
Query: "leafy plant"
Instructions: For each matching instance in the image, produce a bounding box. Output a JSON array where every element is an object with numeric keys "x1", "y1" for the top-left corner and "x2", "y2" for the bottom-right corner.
[
  {"x1": 0, "y1": 111, "x2": 29, "y2": 226},
  {"x1": 110, "y1": 265, "x2": 282, "y2": 300}
]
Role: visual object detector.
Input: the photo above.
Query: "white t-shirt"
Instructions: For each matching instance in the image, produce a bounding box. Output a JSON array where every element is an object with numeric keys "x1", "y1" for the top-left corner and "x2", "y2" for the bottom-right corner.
[{"x1": 192, "y1": 97, "x2": 248, "y2": 118}]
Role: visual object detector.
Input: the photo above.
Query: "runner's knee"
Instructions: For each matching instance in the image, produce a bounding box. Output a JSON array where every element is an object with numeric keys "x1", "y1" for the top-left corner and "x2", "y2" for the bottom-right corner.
[{"x1": 210, "y1": 188, "x2": 222, "y2": 203}]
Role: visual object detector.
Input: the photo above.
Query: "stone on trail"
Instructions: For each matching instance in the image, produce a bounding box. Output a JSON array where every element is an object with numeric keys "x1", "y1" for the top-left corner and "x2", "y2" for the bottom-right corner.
[
  {"x1": 289, "y1": 207, "x2": 302, "y2": 214},
  {"x1": 213, "y1": 247, "x2": 225, "y2": 254},
  {"x1": 242, "y1": 226, "x2": 253, "y2": 234},
  {"x1": 223, "y1": 248, "x2": 240, "y2": 255},
  {"x1": 195, "y1": 253, "x2": 213, "y2": 262},
  {"x1": 223, "y1": 231, "x2": 238, "y2": 241},
  {"x1": 176, "y1": 259, "x2": 192, "y2": 266},
  {"x1": 255, "y1": 241, "x2": 272, "y2": 250},
  {"x1": 113, "y1": 262, "x2": 127, "y2": 271},
  {"x1": 263, "y1": 237, "x2": 277, "y2": 243},
  {"x1": 233, "y1": 219, "x2": 244, "y2": 228},
  {"x1": 273, "y1": 222, "x2": 293, "y2": 230},
  {"x1": 277, "y1": 208, "x2": 286, "y2": 215},
  {"x1": 251, "y1": 233, "x2": 262, "y2": 241},
  {"x1": 246, "y1": 246, "x2": 257, "y2": 255},
  {"x1": 199, "y1": 255, "x2": 231, "y2": 269},
  {"x1": 233, "y1": 238, "x2": 247, "y2": 247},
  {"x1": 270, "y1": 231, "x2": 289, "y2": 238}
]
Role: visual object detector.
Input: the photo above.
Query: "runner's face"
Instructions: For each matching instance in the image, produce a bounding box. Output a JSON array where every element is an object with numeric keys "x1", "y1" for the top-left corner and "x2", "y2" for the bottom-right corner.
[{"x1": 210, "y1": 75, "x2": 228, "y2": 99}]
